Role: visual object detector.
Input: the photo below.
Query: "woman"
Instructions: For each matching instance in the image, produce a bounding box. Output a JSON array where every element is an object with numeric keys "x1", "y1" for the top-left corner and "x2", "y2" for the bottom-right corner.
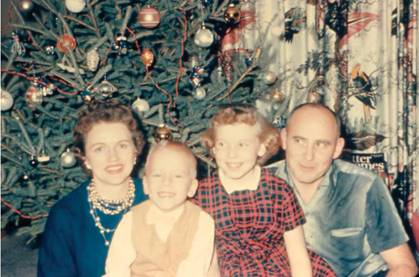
[{"x1": 38, "y1": 99, "x2": 147, "y2": 277}]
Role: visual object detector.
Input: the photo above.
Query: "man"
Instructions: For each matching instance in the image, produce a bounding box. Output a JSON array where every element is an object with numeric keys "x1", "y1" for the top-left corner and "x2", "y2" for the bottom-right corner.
[{"x1": 271, "y1": 103, "x2": 417, "y2": 277}]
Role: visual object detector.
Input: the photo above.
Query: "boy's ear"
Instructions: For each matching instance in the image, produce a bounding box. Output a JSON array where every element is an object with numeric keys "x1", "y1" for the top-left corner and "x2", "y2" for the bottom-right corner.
[
  {"x1": 187, "y1": 179, "x2": 198, "y2": 198},
  {"x1": 143, "y1": 177, "x2": 150, "y2": 195}
]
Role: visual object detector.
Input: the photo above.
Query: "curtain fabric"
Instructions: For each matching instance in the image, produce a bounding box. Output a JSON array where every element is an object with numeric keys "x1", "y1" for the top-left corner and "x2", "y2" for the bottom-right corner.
[{"x1": 243, "y1": 0, "x2": 417, "y2": 224}]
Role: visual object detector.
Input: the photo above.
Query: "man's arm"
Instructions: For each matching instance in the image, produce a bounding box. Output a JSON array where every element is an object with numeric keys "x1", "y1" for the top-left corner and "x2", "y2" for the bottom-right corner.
[
  {"x1": 103, "y1": 211, "x2": 136, "y2": 277},
  {"x1": 380, "y1": 243, "x2": 417, "y2": 277}
]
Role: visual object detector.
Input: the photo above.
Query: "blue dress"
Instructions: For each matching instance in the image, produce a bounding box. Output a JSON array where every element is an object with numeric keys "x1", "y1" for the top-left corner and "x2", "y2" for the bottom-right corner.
[{"x1": 37, "y1": 178, "x2": 147, "y2": 277}]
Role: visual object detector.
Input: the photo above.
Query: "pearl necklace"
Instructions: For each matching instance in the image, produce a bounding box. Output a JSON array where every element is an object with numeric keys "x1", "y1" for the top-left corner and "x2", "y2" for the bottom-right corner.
[{"x1": 87, "y1": 179, "x2": 135, "y2": 246}]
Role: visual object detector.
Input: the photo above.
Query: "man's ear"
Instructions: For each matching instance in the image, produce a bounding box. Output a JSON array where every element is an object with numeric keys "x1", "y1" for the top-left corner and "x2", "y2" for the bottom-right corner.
[
  {"x1": 333, "y1": 137, "x2": 345, "y2": 159},
  {"x1": 143, "y1": 177, "x2": 150, "y2": 195},
  {"x1": 187, "y1": 179, "x2": 198, "y2": 198},
  {"x1": 280, "y1": 128, "x2": 287, "y2": 150}
]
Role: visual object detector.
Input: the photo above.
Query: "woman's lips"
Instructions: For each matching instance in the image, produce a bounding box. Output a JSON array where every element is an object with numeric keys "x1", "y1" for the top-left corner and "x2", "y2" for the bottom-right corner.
[{"x1": 105, "y1": 164, "x2": 123, "y2": 174}]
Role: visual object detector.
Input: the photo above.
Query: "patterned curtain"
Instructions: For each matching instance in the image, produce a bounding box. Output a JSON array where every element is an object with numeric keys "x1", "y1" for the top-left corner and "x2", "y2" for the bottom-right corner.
[{"x1": 241, "y1": 0, "x2": 417, "y2": 225}]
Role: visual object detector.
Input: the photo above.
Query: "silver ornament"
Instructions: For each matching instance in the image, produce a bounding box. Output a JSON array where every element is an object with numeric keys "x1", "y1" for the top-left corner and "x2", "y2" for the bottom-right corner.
[
  {"x1": 37, "y1": 153, "x2": 50, "y2": 163},
  {"x1": 45, "y1": 45, "x2": 55, "y2": 55},
  {"x1": 65, "y1": 0, "x2": 86, "y2": 13},
  {"x1": 41, "y1": 83, "x2": 55, "y2": 96},
  {"x1": 1, "y1": 89, "x2": 14, "y2": 111},
  {"x1": 194, "y1": 87, "x2": 206, "y2": 100},
  {"x1": 263, "y1": 71, "x2": 277, "y2": 85},
  {"x1": 194, "y1": 26, "x2": 214, "y2": 48},
  {"x1": 132, "y1": 98, "x2": 150, "y2": 113},
  {"x1": 18, "y1": 0, "x2": 34, "y2": 13},
  {"x1": 95, "y1": 80, "x2": 117, "y2": 96},
  {"x1": 190, "y1": 56, "x2": 200, "y2": 68},
  {"x1": 61, "y1": 149, "x2": 77, "y2": 168},
  {"x1": 86, "y1": 48, "x2": 100, "y2": 72}
]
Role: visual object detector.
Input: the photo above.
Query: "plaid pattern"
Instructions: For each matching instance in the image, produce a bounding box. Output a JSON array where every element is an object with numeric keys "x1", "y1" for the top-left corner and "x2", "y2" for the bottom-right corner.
[{"x1": 193, "y1": 168, "x2": 336, "y2": 277}]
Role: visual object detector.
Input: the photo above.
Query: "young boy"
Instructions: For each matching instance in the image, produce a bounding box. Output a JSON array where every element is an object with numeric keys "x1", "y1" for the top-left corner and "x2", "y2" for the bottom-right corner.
[
  {"x1": 193, "y1": 105, "x2": 336, "y2": 276},
  {"x1": 103, "y1": 141, "x2": 217, "y2": 277}
]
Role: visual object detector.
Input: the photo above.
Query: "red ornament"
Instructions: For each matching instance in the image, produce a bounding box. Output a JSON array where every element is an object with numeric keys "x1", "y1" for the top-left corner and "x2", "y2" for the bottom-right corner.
[
  {"x1": 56, "y1": 34, "x2": 77, "y2": 53},
  {"x1": 137, "y1": 6, "x2": 160, "y2": 29},
  {"x1": 141, "y1": 48, "x2": 154, "y2": 68}
]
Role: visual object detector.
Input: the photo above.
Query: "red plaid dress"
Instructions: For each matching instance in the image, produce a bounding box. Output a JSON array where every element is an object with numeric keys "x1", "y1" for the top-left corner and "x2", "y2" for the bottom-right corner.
[{"x1": 193, "y1": 168, "x2": 336, "y2": 277}]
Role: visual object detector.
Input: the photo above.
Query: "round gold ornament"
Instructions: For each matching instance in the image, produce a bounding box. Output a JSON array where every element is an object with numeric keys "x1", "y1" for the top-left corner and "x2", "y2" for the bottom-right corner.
[
  {"x1": 307, "y1": 91, "x2": 323, "y2": 103},
  {"x1": 263, "y1": 71, "x2": 277, "y2": 85},
  {"x1": 270, "y1": 89, "x2": 285, "y2": 103},
  {"x1": 56, "y1": 34, "x2": 77, "y2": 53},
  {"x1": 224, "y1": 3, "x2": 241, "y2": 24},
  {"x1": 153, "y1": 124, "x2": 172, "y2": 142},
  {"x1": 141, "y1": 48, "x2": 154, "y2": 68}
]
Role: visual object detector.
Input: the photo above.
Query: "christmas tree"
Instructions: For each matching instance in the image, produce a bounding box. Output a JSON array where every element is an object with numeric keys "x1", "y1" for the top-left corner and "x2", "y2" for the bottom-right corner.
[{"x1": 1, "y1": 0, "x2": 288, "y2": 242}]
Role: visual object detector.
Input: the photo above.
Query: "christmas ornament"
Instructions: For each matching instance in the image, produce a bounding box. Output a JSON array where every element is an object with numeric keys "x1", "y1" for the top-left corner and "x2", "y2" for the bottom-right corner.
[
  {"x1": 11, "y1": 32, "x2": 26, "y2": 56},
  {"x1": 95, "y1": 80, "x2": 117, "y2": 96},
  {"x1": 61, "y1": 149, "x2": 77, "y2": 168},
  {"x1": 1, "y1": 89, "x2": 14, "y2": 111},
  {"x1": 190, "y1": 66, "x2": 205, "y2": 87},
  {"x1": 18, "y1": 0, "x2": 34, "y2": 13},
  {"x1": 65, "y1": 0, "x2": 85, "y2": 13},
  {"x1": 270, "y1": 89, "x2": 285, "y2": 103},
  {"x1": 114, "y1": 34, "x2": 128, "y2": 55},
  {"x1": 29, "y1": 156, "x2": 38, "y2": 168},
  {"x1": 41, "y1": 83, "x2": 55, "y2": 96},
  {"x1": 26, "y1": 85, "x2": 43, "y2": 104},
  {"x1": 86, "y1": 48, "x2": 100, "y2": 71},
  {"x1": 44, "y1": 44, "x2": 55, "y2": 55},
  {"x1": 81, "y1": 90, "x2": 93, "y2": 102},
  {"x1": 37, "y1": 152, "x2": 50, "y2": 163},
  {"x1": 132, "y1": 98, "x2": 150, "y2": 113},
  {"x1": 263, "y1": 71, "x2": 277, "y2": 85},
  {"x1": 153, "y1": 124, "x2": 172, "y2": 142},
  {"x1": 56, "y1": 34, "x2": 77, "y2": 53},
  {"x1": 190, "y1": 56, "x2": 200, "y2": 69},
  {"x1": 141, "y1": 48, "x2": 154, "y2": 68},
  {"x1": 137, "y1": 6, "x2": 161, "y2": 29},
  {"x1": 307, "y1": 91, "x2": 323, "y2": 103},
  {"x1": 193, "y1": 87, "x2": 206, "y2": 100},
  {"x1": 224, "y1": 3, "x2": 241, "y2": 25},
  {"x1": 194, "y1": 25, "x2": 214, "y2": 48}
]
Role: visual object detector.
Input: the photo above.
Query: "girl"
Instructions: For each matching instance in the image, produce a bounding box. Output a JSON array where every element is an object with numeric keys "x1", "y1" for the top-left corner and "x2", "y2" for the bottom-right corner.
[{"x1": 193, "y1": 105, "x2": 335, "y2": 276}]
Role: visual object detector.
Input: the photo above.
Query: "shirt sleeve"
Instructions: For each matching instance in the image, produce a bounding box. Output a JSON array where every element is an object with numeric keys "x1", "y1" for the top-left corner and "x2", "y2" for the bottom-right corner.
[
  {"x1": 365, "y1": 177, "x2": 409, "y2": 253},
  {"x1": 176, "y1": 211, "x2": 215, "y2": 277},
  {"x1": 103, "y1": 211, "x2": 136, "y2": 277},
  {"x1": 37, "y1": 205, "x2": 77, "y2": 277}
]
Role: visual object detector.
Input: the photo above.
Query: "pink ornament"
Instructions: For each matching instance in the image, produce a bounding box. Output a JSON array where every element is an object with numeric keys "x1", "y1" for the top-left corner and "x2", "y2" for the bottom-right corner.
[{"x1": 138, "y1": 6, "x2": 160, "y2": 29}]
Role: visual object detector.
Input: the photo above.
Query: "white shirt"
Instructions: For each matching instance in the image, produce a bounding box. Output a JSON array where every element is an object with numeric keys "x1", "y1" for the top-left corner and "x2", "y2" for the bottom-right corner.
[{"x1": 103, "y1": 202, "x2": 215, "y2": 277}]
